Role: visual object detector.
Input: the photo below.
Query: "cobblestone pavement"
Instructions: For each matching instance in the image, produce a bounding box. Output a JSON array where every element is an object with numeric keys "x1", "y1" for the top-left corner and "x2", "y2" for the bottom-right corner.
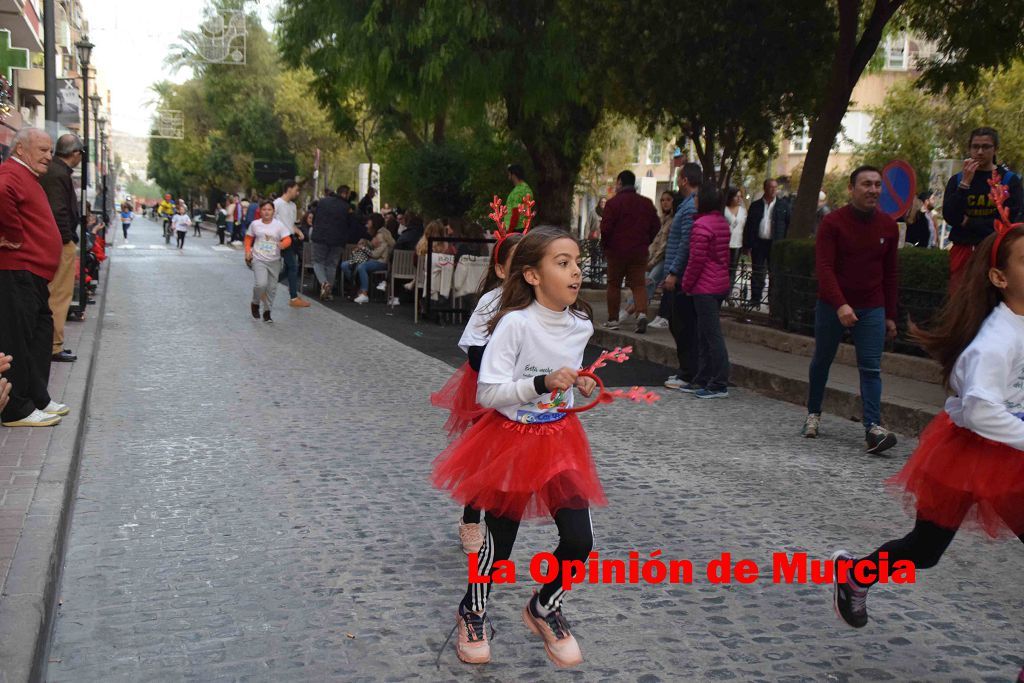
[{"x1": 44, "y1": 218, "x2": 1022, "y2": 682}]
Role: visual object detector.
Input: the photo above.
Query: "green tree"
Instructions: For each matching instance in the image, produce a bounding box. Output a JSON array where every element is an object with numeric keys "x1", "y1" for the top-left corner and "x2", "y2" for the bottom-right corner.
[
  {"x1": 790, "y1": 0, "x2": 1024, "y2": 237},
  {"x1": 580, "y1": 0, "x2": 834, "y2": 190},
  {"x1": 278, "y1": 0, "x2": 608, "y2": 224},
  {"x1": 855, "y1": 79, "x2": 940, "y2": 184}
]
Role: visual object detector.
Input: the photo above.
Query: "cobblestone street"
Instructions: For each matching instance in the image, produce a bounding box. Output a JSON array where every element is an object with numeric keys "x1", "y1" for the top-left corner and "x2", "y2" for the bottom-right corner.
[{"x1": 43, "y1": 218, "x2": 1022, "y2": 682}]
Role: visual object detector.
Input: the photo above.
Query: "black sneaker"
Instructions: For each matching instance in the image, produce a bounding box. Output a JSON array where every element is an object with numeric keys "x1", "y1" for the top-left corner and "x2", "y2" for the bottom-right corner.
[
  {"x1": 865, "y1": 425, "x2": 897, "y2": 454},
  {"x1": 262, "y1": 310, "x2": 273, "y2": 323},
  {"x1": 831, "y1": 549, "x2": 868, "y2": 628},
  {"x1": 635, "y1": 317, "x2": 647, "y2": 334},
  {"x1": 250, "y1": 303, "x2": 260, "y2": 319}
]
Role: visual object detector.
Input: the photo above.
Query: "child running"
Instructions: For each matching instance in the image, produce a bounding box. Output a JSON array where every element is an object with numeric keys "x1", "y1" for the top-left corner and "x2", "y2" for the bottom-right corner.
[
  {"x1": 171, "y1": 204, "x2": 192, "y2": 249},
  {"x1": 244, "y1": 200, "x2": 292, "y2": 323},
  {"x1": 433, "y1": 226, "x2": 605, "y2": 668},
  {"x1": 431, "y1": 233, "x2": 523, "y2": 555},
  {"x1": 831, "y1": 180, "x2": 1024, "y2": 679}
]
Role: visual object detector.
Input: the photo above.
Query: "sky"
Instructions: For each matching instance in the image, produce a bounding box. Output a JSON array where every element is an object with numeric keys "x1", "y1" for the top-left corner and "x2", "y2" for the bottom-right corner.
[{"x1": 84, "y1": 0, "x2": 278, "y2": 138}]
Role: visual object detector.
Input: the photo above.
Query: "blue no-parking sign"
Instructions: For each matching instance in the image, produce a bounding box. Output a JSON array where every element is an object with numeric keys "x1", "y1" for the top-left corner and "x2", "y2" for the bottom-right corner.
[{"x1": 879, "y1": 160, "x2": 917, "y2": 219}]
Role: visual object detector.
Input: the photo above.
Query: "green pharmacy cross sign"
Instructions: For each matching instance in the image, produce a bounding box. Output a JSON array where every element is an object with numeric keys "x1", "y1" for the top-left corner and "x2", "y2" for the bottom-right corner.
[{"x1": 0, "y1": 30, "x2": 29, "y2": 82}]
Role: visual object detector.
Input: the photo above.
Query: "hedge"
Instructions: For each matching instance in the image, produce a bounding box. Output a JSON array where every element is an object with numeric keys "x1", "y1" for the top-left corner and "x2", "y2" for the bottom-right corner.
[{"x1": 768, "y1": 239, "x2": 949, "y2": 355}]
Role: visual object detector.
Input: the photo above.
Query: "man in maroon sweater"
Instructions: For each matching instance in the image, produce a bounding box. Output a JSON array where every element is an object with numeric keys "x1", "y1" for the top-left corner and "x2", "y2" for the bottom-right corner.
[
  {"x1": 600, "y1": 170, "x2": 661, "y2": 334},
  {"x1": 0, "y1": 128, "x2": 67, "y2": 427},
  {"x1": 802, "y1": 165, "x2": 900, "y2": 454}
]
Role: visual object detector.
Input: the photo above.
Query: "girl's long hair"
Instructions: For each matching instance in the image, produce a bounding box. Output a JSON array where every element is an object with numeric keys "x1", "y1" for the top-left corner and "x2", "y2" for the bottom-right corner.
[
  {"x1": 912, "y1": 226, "x2": 1024, "y2": 388},
  {"x1": 479, "y1": 233, "x2": 523, "y2": 295},
  {"x1": 486, "y1": 226, "x2": 592, "y2": 335}
]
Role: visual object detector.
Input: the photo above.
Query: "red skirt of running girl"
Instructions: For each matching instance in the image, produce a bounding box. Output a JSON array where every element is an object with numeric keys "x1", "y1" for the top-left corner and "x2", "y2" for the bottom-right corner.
[
  {"x1": 432, "y1": 410, "x2": 607, "y2": 521},
  {"x1": 430, "y1": 362, "x2": 490, "y2": 440},
  {"x1": 889, "y1": 411, "x2": 1024, "y2": 538}
]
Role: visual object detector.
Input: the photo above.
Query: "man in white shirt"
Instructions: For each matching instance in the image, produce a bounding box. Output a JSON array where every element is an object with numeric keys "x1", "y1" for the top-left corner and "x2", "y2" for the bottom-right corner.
[
  {"x1": 273, "y1": 180, "x2": 309, "y2": 308},
  {"x1": 742, "y1": 178, "x2": 791, "y2": 307}
]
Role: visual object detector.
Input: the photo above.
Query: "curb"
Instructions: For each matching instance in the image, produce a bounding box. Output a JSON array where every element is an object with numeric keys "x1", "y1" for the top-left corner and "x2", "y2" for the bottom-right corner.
[
  {"x1": 0, "y1": 257, "x2": 112, "y2": 683},
  {"x1": 591, "y1": 326, "x2": 937, "y2": 437}
]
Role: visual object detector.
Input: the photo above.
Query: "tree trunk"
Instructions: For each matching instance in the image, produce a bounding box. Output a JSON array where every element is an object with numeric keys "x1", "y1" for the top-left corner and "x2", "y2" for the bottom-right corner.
[{"x1": 790, "y1": 0, "x2": 903, "y2": 237}]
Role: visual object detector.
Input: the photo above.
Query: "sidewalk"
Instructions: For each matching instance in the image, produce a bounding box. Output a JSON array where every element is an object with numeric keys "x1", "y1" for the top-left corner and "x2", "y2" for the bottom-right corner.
[
  {"x1": 590, "y1": 313, "x2": 946, "y2": 436},
  {"x1": 0, "y1": 260, "x2": 110, "y2": 682}
]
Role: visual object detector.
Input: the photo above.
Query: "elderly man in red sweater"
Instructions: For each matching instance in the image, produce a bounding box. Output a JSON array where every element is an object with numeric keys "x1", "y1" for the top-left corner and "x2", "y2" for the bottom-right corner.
[
  {"x1": 600, "y1": 170, "x2": 661, "y2": 334},
  {"x1": 802, "y1": 165, "x2": 900, "y2": 454},
  {"x1": 0, "y1": 127, "x2": 67, "y2": 427}
]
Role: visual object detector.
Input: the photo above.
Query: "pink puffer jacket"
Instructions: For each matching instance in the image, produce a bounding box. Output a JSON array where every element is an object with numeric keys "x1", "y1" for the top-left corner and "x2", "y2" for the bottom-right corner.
[{"x1": 682, "y1": 212, "x2": 731, "y2": 296}]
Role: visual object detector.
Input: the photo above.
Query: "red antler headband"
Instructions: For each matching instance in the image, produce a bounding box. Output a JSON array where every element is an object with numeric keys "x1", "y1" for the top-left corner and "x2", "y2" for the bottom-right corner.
[
  {"x1": 987, "y1": 170, "x2": 1023, "y2": 268},
  {"x1": 488, "y1": 194, "x2": 534, "y2": 254},
  {"x1": 557, "y1": 346, "x2": 661, "y2": 414}
]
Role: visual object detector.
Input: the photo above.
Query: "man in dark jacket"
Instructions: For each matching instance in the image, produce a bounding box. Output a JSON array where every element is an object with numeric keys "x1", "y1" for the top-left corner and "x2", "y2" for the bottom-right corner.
[
  {"x1": 942, "y1": 126, "x2": 1023, "y2": 292},
  {"x1": 742, "y1": 178, "x2": 791, "y2": 307},
  {"x1": 600, "y1": 170, "x2": 661, "y2": 333},
  {"x1": 39, "y1": 133, "x2": 83, "y2": 363},
  {"x1": 310, "y1": 184, "x2": 355, "y2": 300}
]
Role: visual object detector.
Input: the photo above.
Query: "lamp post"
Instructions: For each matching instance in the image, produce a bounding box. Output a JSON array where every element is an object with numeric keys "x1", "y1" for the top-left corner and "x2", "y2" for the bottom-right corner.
[
  {"x1": 75, "y1": 36, "x2": 93, "y2": 313},
  {"x1": 97, "y1": 116, "x2": 107, "y2": 224}
]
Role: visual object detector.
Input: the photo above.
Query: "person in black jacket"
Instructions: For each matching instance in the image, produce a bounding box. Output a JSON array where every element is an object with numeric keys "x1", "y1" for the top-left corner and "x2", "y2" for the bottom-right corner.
[
  {"x1": 38, "y1": 134, "x2": 83, "y2": 363},
  {"x1": 310, "y1": 184, "x2": 356, "y2": 300},
  {"x1": 394, "y1": 211, "x2": 424, "y2": 251},
  {"x1": 903, "y1": 192, "x2": 935, "y2": 248},
  {"x1": 942, "y1": 126, "x2": 1023, "y2": 291},
  {"x1": 742, "y1": 179, "x2": 791, "y2": 307}
]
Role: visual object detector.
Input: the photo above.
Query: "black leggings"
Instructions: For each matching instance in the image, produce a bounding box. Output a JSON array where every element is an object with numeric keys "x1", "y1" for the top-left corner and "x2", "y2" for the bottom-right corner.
[
  {"x1": 176, "y1": 231, "x2": 186, "y2": 248},
  {"x1": 859, "y1": 515, "x2": 1024, "y2": 587},
  {"x1": 122, "y1": 223, "x2": 130, "y2": 239},
  {"x1": 463, "y1": 508, "x2": 593, "y2": 613}
]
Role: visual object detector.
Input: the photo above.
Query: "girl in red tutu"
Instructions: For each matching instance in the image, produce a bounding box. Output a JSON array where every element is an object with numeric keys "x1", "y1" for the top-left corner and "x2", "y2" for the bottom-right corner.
[
  {"x1": 434, "y1": 226, "x2": 604, "y2": 668},
  {"x1": 831, "y1": 200, "x2": 1024, "y2": 659},
  {"x1": 431, "y1": 233, "x2": 522, "y2": 555}
]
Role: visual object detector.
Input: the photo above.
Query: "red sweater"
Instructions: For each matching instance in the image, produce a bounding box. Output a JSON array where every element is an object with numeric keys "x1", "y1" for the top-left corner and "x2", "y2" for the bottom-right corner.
[
  {"x1": 815, "y1": 205, "x2": 899, "y2": 320},
  {"x1": 0, "y1": 159, "x2": 62, "y2": 280},
  {"x1": 599, "y1": 187, "x2": 661, "y2": 259}
]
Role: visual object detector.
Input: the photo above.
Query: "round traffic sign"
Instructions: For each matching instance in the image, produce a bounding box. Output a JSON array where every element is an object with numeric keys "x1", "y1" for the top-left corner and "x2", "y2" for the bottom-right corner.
[{"x1": 879, "y1": 160, "x2": 917, "y2": 219}]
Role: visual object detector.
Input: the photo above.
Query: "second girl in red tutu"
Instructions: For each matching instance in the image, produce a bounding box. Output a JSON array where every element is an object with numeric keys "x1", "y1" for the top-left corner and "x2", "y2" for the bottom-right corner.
[
  {"x1": 430, "y1": 233, "x2": 522, "y2": 554},
  {"x1": 433, "y1": 226, "x2": 606, "y2": 669},
  {"x1": 831, "y1": 217, "x2": 1024, "y2": 670}
]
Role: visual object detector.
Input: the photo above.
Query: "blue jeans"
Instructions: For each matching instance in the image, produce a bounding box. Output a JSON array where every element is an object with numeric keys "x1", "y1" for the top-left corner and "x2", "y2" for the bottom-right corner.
[
  {"x1": 341, "y1": 259, "x2": 388, "y2": 292},
  {"x1": 281, "y1": 247, "x2": 299, "y2": 298},
  {"x1": 807, "y1": 301, "x2": 884, "y2": 430},
  {"x1": 646, "y1": 260, "x2": 665, "y2": 304}
]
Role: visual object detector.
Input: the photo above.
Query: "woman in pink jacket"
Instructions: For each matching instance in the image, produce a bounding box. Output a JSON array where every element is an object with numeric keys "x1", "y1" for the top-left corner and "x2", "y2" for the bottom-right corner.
[{"x1": 681, "y1": 185, "x2": 732, "y2": 398}]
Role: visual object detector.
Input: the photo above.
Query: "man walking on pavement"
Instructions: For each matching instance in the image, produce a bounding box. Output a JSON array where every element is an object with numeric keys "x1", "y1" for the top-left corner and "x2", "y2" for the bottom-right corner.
[
  {"x1": 802, "y1": 165, "x2": 900, "y2": 454},
  {"x1": 39, "y1": 133, "x2": 84, "y2": 363},
  {"x1": 0, "y1": 128, "x2": 69, "y2": 427},
  {"x1": 742, "y1": 178, "x2": 791, "y2": 308},
  {"x1": 311, "y1": 185, "x2": 354, "y2": 301},
  {"x1": 942, "y1": 126, "x2": 1023, "y2": 292},
  {"x1": 273, "y1": 180, "x2": 309, "y2": 308},
  {"x1": 600, "y1": 170, "x2": 661, "y2": 333},
  {"x1": 661, "y1": 162, "x2": 702, "y2": 391}
]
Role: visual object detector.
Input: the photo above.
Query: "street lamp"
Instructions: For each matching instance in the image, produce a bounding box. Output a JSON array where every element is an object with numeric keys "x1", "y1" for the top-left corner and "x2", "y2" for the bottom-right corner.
[
  {"x1": 97, "y1": 115, "x2": 108, "y2": 222},
  {"x1": 75, "y1": 36, "x2": 94, "y2": 312}
]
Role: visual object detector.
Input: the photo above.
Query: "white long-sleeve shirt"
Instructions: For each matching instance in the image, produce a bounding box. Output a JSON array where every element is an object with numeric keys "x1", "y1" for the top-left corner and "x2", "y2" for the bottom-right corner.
[
  {"x1": 945, "y1": 303, "x2": 1024, "y2": 451},
  {"x1": 458, "y1": 287, "x2": 502, "y2": 353},
  {"x1": 477, "y1": 301, "x2": 593, "y2": 423}
]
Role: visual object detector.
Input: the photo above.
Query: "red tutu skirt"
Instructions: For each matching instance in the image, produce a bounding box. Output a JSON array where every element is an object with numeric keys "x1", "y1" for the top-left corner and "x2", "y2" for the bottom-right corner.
[
  {"x1": 888, "y1": 412, "x2": 1024, "y2": 538},
  {"x1": 430, "y1": 362, "x2": 489, "y2": 440},
  {"x1": 431, "y1": 410, "x2": 607, "y2": 521}
]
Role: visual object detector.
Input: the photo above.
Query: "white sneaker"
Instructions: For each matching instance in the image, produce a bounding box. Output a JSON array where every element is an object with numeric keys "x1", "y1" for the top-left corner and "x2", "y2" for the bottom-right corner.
[
  {"x1": 2, "y1": 409, "x2": 61, "y2": 427},
  {"x1": 602, "y1": 320, "x2": 620, "y2": 330},
  {"x1": 43, "y1": 401, "x2": 70, "y2": 416},
  {"x1": 354, "y1": 293, "x2": 369, "y2": 304},
  {"x1": 664, "y1": 375, "x2": 684, "y2": 390},
  {"x1": 648, "y1": 315, "x2": 669, "y2": 329},
  {"x1": 376, "y1": 281, "x2": 387, "y2": 291},
  {"x1": 387, "y1": 297, "x2": 400, "y2": 307},
  {"x1": 403, "y1": 281, "x2": 415, "y2": 291}
]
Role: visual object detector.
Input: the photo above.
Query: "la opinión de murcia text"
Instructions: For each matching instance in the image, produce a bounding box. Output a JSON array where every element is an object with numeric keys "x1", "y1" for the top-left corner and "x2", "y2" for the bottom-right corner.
[{"x1": 468, "y1": 551, "x2": 916, "y2": 591}]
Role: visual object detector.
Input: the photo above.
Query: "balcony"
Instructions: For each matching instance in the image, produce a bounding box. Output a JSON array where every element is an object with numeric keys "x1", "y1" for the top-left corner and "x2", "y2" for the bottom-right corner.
[{"x1": 0, "y1": 0, "x2": 44, "y2": 52}]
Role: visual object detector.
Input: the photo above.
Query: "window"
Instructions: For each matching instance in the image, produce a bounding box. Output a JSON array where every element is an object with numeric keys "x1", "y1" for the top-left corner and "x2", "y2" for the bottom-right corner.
[
  {"x1": 885, "y1": 35, "x2": 908, "y2": 70},
  {"x1": 646, "y1": 139, "x2": 662, "y2": 165},
  {"x1": 838, "y1": 111, "x2": 873, "y2": 153},
  {"x1": 632, "y1": 138, "x2": 642, "y2": 164},
  {"x1": 790, "y1": 122, "x2": 811, "y2": 153}
]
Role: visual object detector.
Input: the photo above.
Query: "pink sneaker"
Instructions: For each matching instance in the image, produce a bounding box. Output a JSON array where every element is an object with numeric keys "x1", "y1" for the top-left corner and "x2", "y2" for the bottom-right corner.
[
  {"x1": 455, "y1": 606, "x2": 490, "y2": 664},
  {"x1": 521, "y1": 592, "x2": 582, "y2": 668},
  {"x1": 459, "y1": 521, "x2": 483, "y2": 554}
]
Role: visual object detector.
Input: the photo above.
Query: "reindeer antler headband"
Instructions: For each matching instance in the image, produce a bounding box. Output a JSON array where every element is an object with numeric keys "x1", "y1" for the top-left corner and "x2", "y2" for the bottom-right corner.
[
  {"x1": 557, "y1": 347, "x2": 660, "y2": 414},
  {"x1": 487, "y1": 194, "x2": 536, "y2": 253},
  {"x1": 987, "y1": 170, "x2": 1024, "y2": 268}
]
